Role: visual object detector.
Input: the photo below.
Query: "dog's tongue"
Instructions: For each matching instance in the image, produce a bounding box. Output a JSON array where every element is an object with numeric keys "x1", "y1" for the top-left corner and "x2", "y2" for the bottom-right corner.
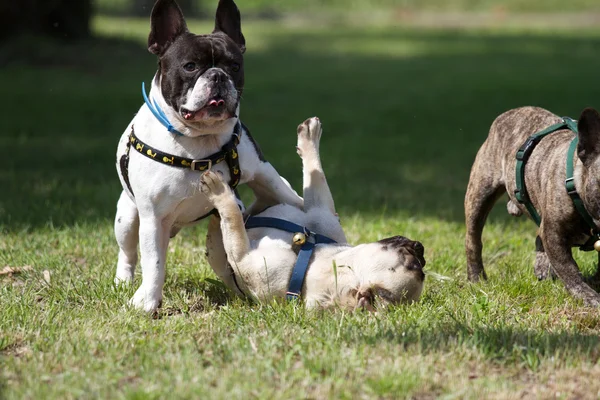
[{"x1": 183, "y1": 99, "x2": 226, "y2": 120}]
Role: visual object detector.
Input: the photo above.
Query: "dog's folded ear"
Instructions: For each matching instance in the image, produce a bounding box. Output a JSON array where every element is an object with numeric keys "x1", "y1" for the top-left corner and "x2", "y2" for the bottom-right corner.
[
  {"x1": 148, "y1": 0, "x2": 188, "y2": 56},
  {"x1": 577, "y1": 107, "x2": 600, "y2": 164},
  {"x1": 213, "y1": 0, "x2": 246, "y2": 53}
]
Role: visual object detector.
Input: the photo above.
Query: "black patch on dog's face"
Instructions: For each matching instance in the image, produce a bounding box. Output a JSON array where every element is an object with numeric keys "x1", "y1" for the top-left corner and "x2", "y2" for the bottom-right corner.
[
  {"x1": 378, "y1": 236, "x2": 426, "y2": 280},
  {"x1": 158, "y1": 32, "x2": 244, "y2": 111},
  {"x1": 147, "y1": 0, "x2": 245, "y2": 117}
]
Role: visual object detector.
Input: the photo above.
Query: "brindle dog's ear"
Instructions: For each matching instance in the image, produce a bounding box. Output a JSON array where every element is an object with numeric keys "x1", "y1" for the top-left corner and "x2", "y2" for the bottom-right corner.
[
  {"x1": 148, "y1": 0, "x2": 188, "y2": 55},
  {"x1": 213, "y1": 0, "x2": 246, "y2": 53},
  {"x1": 577, "y1": 108, "x2": 600, "y2": 164}
]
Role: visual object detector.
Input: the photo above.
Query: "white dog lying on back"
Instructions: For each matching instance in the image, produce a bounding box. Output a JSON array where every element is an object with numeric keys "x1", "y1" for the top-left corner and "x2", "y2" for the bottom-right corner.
[{"x1": 202, "y1": 117, "x2": 425, "y2": 309}]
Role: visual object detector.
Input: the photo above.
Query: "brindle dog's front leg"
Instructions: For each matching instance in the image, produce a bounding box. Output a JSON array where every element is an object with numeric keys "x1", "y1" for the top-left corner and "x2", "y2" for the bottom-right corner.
[
  {"x1": 542, "y1": 223, "x2": 600, "y2": 306},
  {"x1": 201, "y1": 171, "x2": 251, "y2": 266},
  {"x1": 584, "y1": 253, "x2": 600, "y2": 289}
]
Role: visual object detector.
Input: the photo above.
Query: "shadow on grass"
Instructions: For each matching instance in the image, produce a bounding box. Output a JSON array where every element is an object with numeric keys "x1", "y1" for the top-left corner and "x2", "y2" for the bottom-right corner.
[
  {"x1": 365, "y1": 321, "x2": 600, "y2": 368},
  {"x1": 2, "y1": 24, "x2": 600, "y2": 231}
]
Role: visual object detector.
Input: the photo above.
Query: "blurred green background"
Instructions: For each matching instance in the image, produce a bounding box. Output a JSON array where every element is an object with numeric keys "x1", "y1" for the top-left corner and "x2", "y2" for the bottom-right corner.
[
  {"x1": 3, "y1": 0, "x2": 600, "y2": 41},
  {"x1": 3, "y1": 0, "x2": 600, "y2": 230},
  {"x1": 98, "y1": 0, "x2": 600, "y2": 15}
]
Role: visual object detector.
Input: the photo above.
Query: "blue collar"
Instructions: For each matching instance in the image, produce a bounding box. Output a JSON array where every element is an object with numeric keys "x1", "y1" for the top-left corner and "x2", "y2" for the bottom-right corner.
[
  {"x1": 245, "y1": 216, "x2": 337, "y2": 301},
  {"x1": 142, "y1": 82, "x2": 184, "y2": 136}
]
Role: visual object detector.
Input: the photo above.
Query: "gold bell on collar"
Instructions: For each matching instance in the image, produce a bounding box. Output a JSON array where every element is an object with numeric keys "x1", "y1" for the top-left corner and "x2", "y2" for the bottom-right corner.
[
  {"x1": 293, "y1": 232, "x2": 307, "y2": 246},
  {"x1": 594, "y1": 240, "x2": 600, "y2": 252}
]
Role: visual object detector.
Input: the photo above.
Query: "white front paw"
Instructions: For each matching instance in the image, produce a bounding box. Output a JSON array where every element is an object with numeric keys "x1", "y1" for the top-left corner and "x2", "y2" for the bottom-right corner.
[
  {"x1": 115, "y1": 265, "x2": 134, "y2": 285},
  {"x1": 129, "y1": 286, "x2": 162, "y2": 313}
]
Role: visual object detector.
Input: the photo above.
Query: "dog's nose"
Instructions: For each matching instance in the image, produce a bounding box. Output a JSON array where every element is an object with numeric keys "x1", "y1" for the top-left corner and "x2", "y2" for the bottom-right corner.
[{"x1": 206, "y1": 68, "x2": 226, "y2": 83}]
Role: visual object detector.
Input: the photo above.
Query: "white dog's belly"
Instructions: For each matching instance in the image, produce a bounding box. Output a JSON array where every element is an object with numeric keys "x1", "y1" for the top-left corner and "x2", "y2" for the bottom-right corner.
[{"x1": 238, "y1": 204, "x2": 347, "y2": 299}]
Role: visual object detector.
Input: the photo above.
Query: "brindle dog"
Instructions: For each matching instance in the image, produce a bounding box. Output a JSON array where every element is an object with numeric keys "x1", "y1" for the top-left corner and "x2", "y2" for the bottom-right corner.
[{"x1": 465, "y1": 106, "x2": 600, "y2": 306}]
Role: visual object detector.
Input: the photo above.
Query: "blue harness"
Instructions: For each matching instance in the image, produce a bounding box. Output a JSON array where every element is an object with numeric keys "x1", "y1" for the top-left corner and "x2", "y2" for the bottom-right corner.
[{"x1": 244, "y1": 216, "x2": 337, "y2": 300}]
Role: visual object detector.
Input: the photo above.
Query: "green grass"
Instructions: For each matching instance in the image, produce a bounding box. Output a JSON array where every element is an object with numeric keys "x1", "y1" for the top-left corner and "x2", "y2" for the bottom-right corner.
[{"x1": 3, "y1": 15, "x2": 600, "y2": 399}]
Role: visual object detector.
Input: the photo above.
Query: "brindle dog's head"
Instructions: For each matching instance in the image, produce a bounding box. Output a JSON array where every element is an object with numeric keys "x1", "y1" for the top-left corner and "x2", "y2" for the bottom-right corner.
[{"x1": 576, "y1": 108, "x2": 600, "y2": 220}]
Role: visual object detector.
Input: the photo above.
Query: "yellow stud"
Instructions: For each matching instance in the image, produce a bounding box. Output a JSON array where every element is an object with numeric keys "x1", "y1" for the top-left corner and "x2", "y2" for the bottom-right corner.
[
  {"x1": 594, "y1": 240, "x2": 600, "y2": 252},
  {"x1": 293, "y1": 232, "x2": 306, "y2": 246}
]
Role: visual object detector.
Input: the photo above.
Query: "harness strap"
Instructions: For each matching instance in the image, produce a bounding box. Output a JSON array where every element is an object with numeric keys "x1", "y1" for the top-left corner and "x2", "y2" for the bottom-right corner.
[
  {"x1": 514, "y1": 117, "x2": 577, "y2": 226},
  {"x1": 565, "y1": 136, "x2": 600, "y2": 250},
  {"x1": 245, "y1": 216, "x2": 337, "y2": 300},
  {"x1": 142, "y1": 82, "x2": 185, "y2": 136},
  {"x1": 245, "y1": 217, "x2": 337, "y2": 245},
  {"x1": 514, "y1": 116, "x2": 600, "y2": 251},
  {"x1": 120, "y1": 131, "x2": 134, "y2": 197},
  {"x1": 126, "y1": 122, "x2": 242, "y2": 188}
]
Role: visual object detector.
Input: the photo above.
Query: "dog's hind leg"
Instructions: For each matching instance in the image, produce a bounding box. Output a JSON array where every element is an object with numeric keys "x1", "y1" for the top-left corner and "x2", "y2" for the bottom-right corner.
[
  {"x1": 201, "y1": 171, "x2": 251, "y2": 266},
  {"x1": 114, "y1": 191, "x2": 139, "y2": 284},
  {"x1": 296, "y1": 117, "x2": 335, "y2": 214},
  {"x1": 464, "y1": 149, "x2": 506, "y2": 282},
  {"x1": 534, "y1": 235, "x2": 555, "y2": 280}
]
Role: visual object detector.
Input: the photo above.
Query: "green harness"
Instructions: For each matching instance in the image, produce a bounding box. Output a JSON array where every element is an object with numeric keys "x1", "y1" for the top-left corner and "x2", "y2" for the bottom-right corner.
[{"x1": 514, "y1": 117, "x2": 600, "y2": 251}]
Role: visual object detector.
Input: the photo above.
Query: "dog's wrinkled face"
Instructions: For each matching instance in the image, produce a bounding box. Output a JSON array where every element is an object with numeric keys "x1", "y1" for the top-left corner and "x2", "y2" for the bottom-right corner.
[
  {"x1": 576, "y1": 108, "x2": 600, "y2": 218},
  {"x1": 352, "y1": 236, "x2": 426, "y2": 311},
  {"x1": 148, "y1": 0, "x2": 245, "y2": 129}
]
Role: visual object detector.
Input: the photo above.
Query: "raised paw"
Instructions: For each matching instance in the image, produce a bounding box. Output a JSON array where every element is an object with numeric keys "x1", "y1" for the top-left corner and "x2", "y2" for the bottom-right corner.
[
  {"x1": 200, "y1": 170, "x2": 232, "y2": 204},
  {"x1": 296, "y1": 116, "x2": 322, "y2": 157}
]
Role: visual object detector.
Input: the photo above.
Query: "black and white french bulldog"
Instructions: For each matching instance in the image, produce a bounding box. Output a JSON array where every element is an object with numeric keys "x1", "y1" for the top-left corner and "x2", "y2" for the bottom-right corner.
[{"x1": 114, "y1": 0, "x2": 302, "y2": 312}]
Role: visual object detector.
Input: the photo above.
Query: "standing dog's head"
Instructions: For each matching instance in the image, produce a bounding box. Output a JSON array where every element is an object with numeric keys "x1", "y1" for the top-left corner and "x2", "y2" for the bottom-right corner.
[{"x1": 148, "y1": 0, "x2": 245, "y2": 132}]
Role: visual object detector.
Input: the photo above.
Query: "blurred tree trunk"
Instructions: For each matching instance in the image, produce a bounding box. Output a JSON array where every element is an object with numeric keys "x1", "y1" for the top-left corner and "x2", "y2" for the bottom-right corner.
[
  {"x1": 0, "y1": 0, "x2": 91, "y2": 41},
  {"x1": 132, "y1": 0, "x2": 199, "y2": 17}
]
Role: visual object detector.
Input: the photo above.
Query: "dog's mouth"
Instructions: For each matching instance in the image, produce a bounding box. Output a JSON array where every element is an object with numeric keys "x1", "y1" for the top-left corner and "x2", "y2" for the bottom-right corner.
[{"x1": 181, "y1": 97, "x2": 234, "y2": 122}]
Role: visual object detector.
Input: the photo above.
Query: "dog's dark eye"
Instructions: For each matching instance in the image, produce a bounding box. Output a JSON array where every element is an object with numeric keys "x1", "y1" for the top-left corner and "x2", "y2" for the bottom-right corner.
[
  {"x1": 231, "y1": 62, "x2": 240, "y2": 72},
  {"x1": 183, "y1": 62, "x2": 197, "y2": 72},
  {"x1": 375, "y1": 288, "x2": 395, "y2": 303}
]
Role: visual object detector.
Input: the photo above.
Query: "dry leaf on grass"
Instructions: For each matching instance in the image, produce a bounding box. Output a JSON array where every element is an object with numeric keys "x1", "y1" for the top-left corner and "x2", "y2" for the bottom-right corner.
[{"x1": 43, "y1": 270, "x2": 51, "y2": 284}]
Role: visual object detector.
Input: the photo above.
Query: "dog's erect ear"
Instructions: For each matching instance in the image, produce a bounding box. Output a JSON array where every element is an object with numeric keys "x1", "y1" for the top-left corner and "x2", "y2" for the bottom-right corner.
[
  {"x1": 577, "y1": 107, "x2": 600, "y2": 164},
  {"x1": 148, "y1": 0, "x2": 188, "y2": 55},
  {"x1": 213, "y1": 0, "x2": 246, "y2": 53}
]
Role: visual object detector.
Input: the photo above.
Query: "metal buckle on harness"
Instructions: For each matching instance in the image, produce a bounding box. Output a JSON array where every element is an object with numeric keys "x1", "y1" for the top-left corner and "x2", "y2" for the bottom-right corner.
[
  {"x1": 190, "y1": 159, "x2": 212, "y2": 171},
  {"x1": 516, "y1": 137, "x2": 540, "y2": 161},
  {"x1": 514, "y1": 189, "x2": 526, "y2": 203},
  {"x1": 565, "y1": 177, "x2": 577, "y2": 196}
]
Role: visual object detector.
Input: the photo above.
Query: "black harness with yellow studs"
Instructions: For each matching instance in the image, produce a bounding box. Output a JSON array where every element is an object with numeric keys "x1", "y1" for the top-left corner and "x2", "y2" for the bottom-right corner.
[{"x1": 119, "y1": 121, "x2": 243, "y2": 204}]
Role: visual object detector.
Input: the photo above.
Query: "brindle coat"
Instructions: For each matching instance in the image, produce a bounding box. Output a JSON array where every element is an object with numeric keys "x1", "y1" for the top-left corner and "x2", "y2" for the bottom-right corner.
[{"x1": 465, "y1": 106, "x2": 600, "y2": 306}]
